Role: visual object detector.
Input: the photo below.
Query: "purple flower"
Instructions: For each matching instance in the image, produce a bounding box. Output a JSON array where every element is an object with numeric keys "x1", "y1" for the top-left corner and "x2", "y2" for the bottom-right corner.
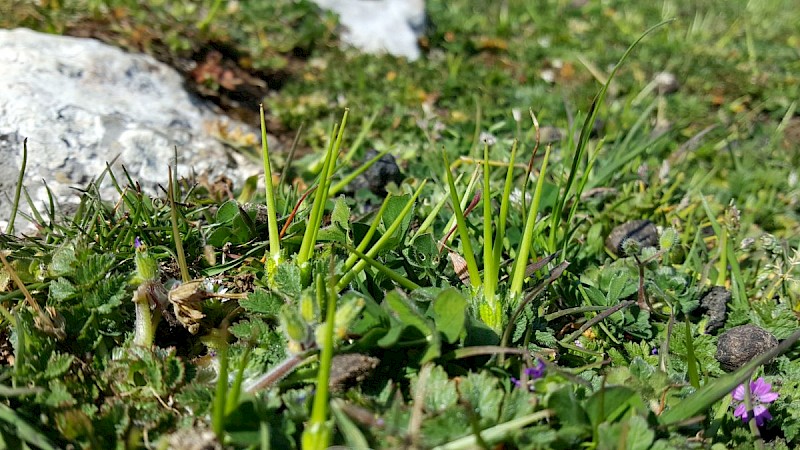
[
  {"x1": 731, "y1": 377, "x2": 779, "y2": 426},
  {"x1": 524, "y1": 359, "x2": 546, "y2": 379},
  {"x1": 512, "y1": 359, "x2": 547, "y2": 391},
  {"x1": 134, "y1": 236, "x2": 142, "y2": 249}
]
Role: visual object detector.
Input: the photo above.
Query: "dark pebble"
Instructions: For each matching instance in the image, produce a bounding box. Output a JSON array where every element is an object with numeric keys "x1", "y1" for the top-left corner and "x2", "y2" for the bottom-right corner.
[
  {"x1": 715, "y1": 324, "x2": 778, "y2": 372},
  {"x1": 352, "y1": 149, "x2": 404, "y2": 196},
  {"x1": 701, "y1": 286, "x2": 730, "y2": 333},
  {"x1": 328, "y1": 353, "x2": 380, "y2": 393},
  {"x1": 605, "y1": 220, "x2": 659, "y2": 256}
]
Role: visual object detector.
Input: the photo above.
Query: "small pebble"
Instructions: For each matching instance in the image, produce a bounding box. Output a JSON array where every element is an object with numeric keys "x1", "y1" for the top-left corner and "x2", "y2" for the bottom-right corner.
[
  {"x1": 329, "y1": 353, "x2": 381, "y2": 393},
  {"x1": 715, "y1": 324, "x2": 778, "y2": 372},
  {"x1": 701, "y1": 286, "x2": 730, "y2": 333},
  {"x1": 352, "y1": 149, "x2": 404, "y2": 196},
  {"x1": 654, "y1": 71, "x2": 679, "y2": 95},
  {"x1": 605, "y1": 220, "x2": 659, "y2": 257}
]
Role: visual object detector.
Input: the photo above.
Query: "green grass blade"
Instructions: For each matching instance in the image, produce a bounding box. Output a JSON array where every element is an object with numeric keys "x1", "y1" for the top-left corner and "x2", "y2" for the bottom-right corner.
[
  {"x1": 493, "y1": 140, "x2": 517, "y2": 266},
  {"x1": 338, "y1": 242, "x2": 421, "y2": 291},
  {"x1": 549, "y1": 19, "x2": 674, "y2": 252},
  {"x1": 510, "y1": 145, "x2": 552, "y2": 296},
  {"x1": 482, "y1": 143, "x2": 496, "y2": 303},
  {"x1": 342, "y1": 195, "x2": 391, "y2": 272},
  {"x1": 0, "y1": 403, "x2": 56, "y2": 450},
  {"x1": 432, "y1": 410, "x2": 552, "y2": 450},
  {"x1": 6, "y1": 138, "x2": 27, "y2": 235},
  {"x1": 442, "y1": 151, "x2": 481, "y2": 287},
  {"x1": 337, "y1": 180, "x2": 427, "y2": 291},
  {"x1": 260, "y1": 104, "x2": 281, "y2": 264}
]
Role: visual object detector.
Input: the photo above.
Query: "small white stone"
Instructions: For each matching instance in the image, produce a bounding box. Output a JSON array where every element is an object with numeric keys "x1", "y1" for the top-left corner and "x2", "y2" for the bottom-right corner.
[{"x1": 313, "y1": 0, "x2": 426, "y2": 60}]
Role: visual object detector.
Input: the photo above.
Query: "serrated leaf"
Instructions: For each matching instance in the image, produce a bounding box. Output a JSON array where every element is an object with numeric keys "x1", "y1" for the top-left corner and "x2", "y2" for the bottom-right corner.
[
  {"x1": 534, "y1": 329, "x2": 558, "y2": 348},
  {"x1": 331, "y1": 196, "x2": 351, "y2": 232},
  {"x1": 45, "y1": 380, "x2": 75, "y2": 407},
  {"x1": 459, "y1": 371, "x2": 502, "y2": 424},
  {"x1": 43, "y1": 352, "x2": 74, "y2": 379},
  {"x1": 412, "y1": 365, "x2": 457, "y2": 413},
  {"x1": 430, "y1": 288, "x2": 466, "y2": 344},
  {"x1": 74, "y1": 253, "x2": 116, "y2": 286},
  {"x1": 49, "y1": 277, "x2": 76, "y2": 302},
  {"x1": 229, "y1": 318, "x2": 271, "y2": 341},
  {"x1": 274, "y1": 263, "x2": 302, "y2": 298},
  {"x1": 499, "y1": 387, "x2": 537, "y2": 422},
  {"x1": 84, "y1": 276, "x2": 127, "y2": 314},
  {"x1": 48, "y1": 243, "x2": 76, "y2": 277},
  {"x1": 606, "y1": 272, "x2": 631, "y2": 303},
  {"x1": 597, "y1": 414, "x2": 654, "y2": 450},
  {"x1": 239, "y1": 289, "x2": 283, "y2": 317},
  {"x1": 421, "y1": 406, "x2": 470, "y2": 447}
]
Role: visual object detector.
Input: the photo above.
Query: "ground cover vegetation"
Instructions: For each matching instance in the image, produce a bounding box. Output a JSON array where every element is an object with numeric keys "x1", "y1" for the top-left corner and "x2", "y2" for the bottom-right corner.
[{"x1": 1, "y1": 0, "x2": 800, "y2": 448}]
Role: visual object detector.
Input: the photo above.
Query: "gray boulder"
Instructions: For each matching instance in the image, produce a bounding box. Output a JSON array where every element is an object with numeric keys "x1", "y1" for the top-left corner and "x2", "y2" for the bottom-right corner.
[
  {"x1": 313, "y1": 0, "x2": 426, "y2": 60},
  {"x1": 0, "y1": 28, "x2": 267, "y2": 232}
]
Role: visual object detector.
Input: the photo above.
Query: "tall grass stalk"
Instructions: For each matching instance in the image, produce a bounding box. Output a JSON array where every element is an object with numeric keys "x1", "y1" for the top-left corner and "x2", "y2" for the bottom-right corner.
[
  {"x1": 297, "y1": 110, "x2": 349, "y2": 269},
  {"x1": 442, "y1": 152, "x2": 481, "y2": 288},
  {"x1": 260, "y1": 104, "x2": 281, "y2": 265},
  {"x1": 509, "y1": 145, "x2": 552, "y2": 297}
]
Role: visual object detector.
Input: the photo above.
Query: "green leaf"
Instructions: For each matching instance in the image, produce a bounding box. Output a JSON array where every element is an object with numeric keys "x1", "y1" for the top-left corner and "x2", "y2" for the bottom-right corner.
[
  {"x1": 548, "y1": 386, "x2": 590, "y2": 430},
  {"x1": 412, "y1": 365, "x2": 457, "y2": 413},
  {"x1": 216, "y1": 200, "x2": 240, "y2": 223},
  {"x1": 585, "y1": 386, "x2": 639, "y2": 429},
  {"x1": 43, "y1": 352, "x2": 75, "y2": 379},
  {"x1": 384, "y1": 290, "x2": 433, "y2": 337},
  {"x1": 48, "y1": 242, "x2": 76, "y2": 276},
  {"x1": 381, "y1": 194, "x2": 414, "y2": 247},
  {"x1": 49, "y1": 277, "x2": 76, "y2": 302},
  {"x1": 274, "y1": 262, "x2": 302, "y2": 298},
  {"x1": 499, "y1": 387, "x2": 537, "y2": 421},
  {"x1": 240, "y1": 289, "x2": 283, "y2": 317},
  {"x1": 430, "y1": 288, "x2": 467, "y2": 344},
  {"x1": 331, "y1": 399, "x2": 371, "y2": 450},
  {"x1": 331, "y1": 196, "x2": 351, "y2": 233},
  {"x1": 229, "y1": 318, "x2": 271, "y2": 341},
  {"x1": 0, "y1": 403, "x2": 56, "y2": 450},
  {"x1": 459, "y1": 371, "x2": 502, "y2": 424},
  {"x1": 597, "y1": 414, "x2": 654, "y2": 450},
  {"x1": 45, "y1": 380, "x2": 75, "y2": 407},
  {"x1": 74, "y1": 253, "x2": 116, "y2": 286},
  {"x1": 84, "y1": 275, "x2": 127, "y2": 314}
]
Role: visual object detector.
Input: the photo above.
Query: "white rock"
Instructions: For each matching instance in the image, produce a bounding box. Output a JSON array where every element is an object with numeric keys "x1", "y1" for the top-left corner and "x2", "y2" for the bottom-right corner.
[
  {"x1": 313, "y1": 0, "x2": 426, "y2": 60},
  {"x1": 0, "y1": 28, "x2": 266, "y2": 232}
]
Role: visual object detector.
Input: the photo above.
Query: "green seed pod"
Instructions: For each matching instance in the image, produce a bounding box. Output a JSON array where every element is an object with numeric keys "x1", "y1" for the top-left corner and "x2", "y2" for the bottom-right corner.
[
  {"x1": 333, "y1": 296, "x2": 365, "y2": 340},
  {"x1": 299, "y1": 290, "x2": 318, "y2": 323},
  {"x1": 659, "y1": 227, "x2": 679, "y2": 252},
  {"x1": 280, "y1": 304, "x2": 310, "y2": 353},
  {"x1": 133, "y1": 241, "x2": 159, "y2": 283}
]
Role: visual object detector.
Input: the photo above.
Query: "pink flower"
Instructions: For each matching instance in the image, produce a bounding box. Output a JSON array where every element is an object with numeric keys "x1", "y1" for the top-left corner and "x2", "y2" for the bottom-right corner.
[{"x1": 731, "y1": 377, "x2": 779, "y2": 426}]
